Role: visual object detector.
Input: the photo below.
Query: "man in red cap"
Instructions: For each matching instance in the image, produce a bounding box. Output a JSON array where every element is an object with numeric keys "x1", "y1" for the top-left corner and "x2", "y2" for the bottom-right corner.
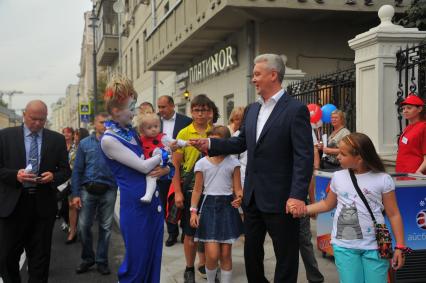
[{"x1": 395, "y1": 94, "x2": 426, "y2": 174}]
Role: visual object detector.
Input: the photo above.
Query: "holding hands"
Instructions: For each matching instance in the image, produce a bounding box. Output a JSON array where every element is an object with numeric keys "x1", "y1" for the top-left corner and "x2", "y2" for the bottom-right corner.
[
  {"x1": 286, "y1": 198, "x2": 307, "y2": 218},
  {"x1": 231, "y1": 194, "x2": 243, "y2": 208}
]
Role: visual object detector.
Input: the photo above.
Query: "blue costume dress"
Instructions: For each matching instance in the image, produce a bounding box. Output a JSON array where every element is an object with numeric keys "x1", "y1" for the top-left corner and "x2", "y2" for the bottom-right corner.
[{"x1": 102, "y1": 128, "x2": 163, "y2": 283}]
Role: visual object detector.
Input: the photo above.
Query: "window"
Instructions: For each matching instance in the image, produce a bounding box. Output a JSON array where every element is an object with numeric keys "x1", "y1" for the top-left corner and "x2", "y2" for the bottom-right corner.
[
  {"x1": 130, "y1": 47, "x2": 134, "y2": 81},
  {"x1": 164, "y1": 1, "x2": 169, "y2": 15},
  {"x1": 143, "y1": 30, "x2": 147, "y2": 73},
  {"x1": 136, "y1": 39, "x2": 140, "y2": 78},
  {"x1": 224, "y1": 94, "x2": 234, "y2": 123},
  {"x1": 177, "y1": 104, "x2": 186, "y2": 115},
  {"x1": 125, "y1": 54, "x2": 128, "y2": 77}
]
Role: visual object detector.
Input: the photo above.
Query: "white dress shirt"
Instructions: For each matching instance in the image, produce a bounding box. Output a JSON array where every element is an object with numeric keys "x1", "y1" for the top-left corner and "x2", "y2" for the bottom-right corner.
[
  {"x1": 256, "y1": 89, "x2": 284, "y2": 141},
  {"x1": 161, "y1": 112, "x2": 176, "y2": 138}
]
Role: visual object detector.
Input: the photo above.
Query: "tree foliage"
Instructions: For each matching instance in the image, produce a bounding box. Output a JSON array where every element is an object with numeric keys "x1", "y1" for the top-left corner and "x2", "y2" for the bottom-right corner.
[{"x1": 395, "y1": 0, "x2": 426, "y2": 31}]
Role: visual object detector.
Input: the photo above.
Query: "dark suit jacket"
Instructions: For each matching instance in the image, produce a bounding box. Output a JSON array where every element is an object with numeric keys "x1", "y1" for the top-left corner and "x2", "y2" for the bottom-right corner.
[
  {"x1": 0, "y1": 125, "x2": 71, "y2": 218},
  {"x1": 160, "y1": 112, "x2": 192, "y2": 139},
  {"x1": 210, "y1": 94, "x2": 313, "y2": 213}
]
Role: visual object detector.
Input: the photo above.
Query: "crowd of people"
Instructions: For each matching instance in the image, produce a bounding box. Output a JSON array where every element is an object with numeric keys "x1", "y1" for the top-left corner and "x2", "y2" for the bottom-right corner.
[{"x1": 0, "y1": 53, "x2": 424, "y2": 283}]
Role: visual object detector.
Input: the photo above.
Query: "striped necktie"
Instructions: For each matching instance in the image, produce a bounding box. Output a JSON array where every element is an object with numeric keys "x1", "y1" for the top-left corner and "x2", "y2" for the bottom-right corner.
[{"x1": 29, "y1": 132, "x2": 39, "y2": 175}]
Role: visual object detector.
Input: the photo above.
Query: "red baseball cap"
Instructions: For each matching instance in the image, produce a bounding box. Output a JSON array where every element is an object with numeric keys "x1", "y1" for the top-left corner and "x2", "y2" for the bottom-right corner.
[{"x1": 401, "y1": 95, "x2": 425, "y2": 106}]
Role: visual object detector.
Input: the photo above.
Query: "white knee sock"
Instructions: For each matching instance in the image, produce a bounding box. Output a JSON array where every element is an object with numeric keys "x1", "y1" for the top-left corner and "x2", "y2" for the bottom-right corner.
[
  {"x1": 140, "y1": 175, "x2": 157, "y2": 203},
  {"x1": 221, "y1": 269, "x2": 232, "y2": 283},
  {"x1": 206, "y1": 267, "x2": 217, "y2": 283}
]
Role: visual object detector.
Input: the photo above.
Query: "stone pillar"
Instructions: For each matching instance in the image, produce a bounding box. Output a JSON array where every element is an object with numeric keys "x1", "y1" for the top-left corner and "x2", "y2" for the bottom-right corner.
[{"x1": 348, "y1": 5, "x2": 426, "y2": 158}]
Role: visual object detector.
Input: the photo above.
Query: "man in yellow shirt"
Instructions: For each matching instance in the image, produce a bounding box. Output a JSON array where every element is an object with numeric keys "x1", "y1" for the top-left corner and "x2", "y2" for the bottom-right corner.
[{"x1": 172, "y1": 94, "x2": 212, "y2": 283}]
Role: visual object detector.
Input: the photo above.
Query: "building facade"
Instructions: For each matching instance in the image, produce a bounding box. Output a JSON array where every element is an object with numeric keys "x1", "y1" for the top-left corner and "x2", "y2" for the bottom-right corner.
[
  {"x1": 0, "y1": 106, "x2": 21, "y2": 129},
  {"x1": 78, "y1": 11, "x2": 95, "y2": 113},
  {"x1": 95, "y1": 0, "x2": 403, "y2": 124}
]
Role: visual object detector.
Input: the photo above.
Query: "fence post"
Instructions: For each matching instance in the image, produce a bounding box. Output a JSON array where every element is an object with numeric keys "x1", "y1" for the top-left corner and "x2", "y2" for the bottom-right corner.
[{"x1": 348, "y1": 5, "x2": 426, "y2": 160}]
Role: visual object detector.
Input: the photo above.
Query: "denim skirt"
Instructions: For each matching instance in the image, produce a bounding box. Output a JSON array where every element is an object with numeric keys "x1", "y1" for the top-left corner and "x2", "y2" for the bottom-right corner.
[{"x1": 195, "y1": 195, "x2": 243, "y2": 244}]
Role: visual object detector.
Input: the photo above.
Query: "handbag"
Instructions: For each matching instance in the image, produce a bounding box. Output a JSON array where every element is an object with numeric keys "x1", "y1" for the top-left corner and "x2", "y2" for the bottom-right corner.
[
  {"x1": 84, "y1": 182, "x2": 110, "y2": 195},
  {"x1": 349, "y1": 169, "x2": 393, "y2": 259},
  {"x1": 166, "y1": 183, "x2": 183, "y2": 224}
]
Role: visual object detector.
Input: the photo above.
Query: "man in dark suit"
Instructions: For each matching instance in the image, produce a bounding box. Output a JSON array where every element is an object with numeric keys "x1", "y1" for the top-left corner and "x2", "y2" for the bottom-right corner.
[
  {"x1": 191, "y1": 54, "x2": 313, "y2": 283},
  {"x1": 0, "y1": 100, "x2": 71, "y2": 283},
  {"x1": 157, "y1": 95, "x2": 192, "y2": 247}
]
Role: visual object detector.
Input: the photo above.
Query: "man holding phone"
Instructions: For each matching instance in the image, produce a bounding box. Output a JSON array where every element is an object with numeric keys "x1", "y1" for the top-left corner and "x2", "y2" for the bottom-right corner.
[{"x1": 0, "y1": 100, "x2": 71, "y2": 282}]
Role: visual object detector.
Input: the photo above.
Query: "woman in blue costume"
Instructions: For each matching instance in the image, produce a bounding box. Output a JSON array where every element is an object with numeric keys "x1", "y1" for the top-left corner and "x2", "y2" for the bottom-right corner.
[{"x1": 100, "y1": 75, "x2": 169, "y2": 283}]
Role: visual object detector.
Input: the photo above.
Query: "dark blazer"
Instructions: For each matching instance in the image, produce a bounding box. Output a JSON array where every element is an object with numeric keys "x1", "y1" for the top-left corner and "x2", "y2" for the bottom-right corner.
[
  {"x1": 160, "y1": 112, "x2": 192, "y2": 139},
  {"x1": 0, "y1": 125, "x2": 71, "y2": 218},
  {"x1": 210, "y1": 94, "x2": 313, "y2": 213}
]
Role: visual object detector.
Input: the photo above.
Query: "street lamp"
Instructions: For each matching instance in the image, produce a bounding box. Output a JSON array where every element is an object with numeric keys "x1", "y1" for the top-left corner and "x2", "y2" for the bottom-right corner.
[
  {"x1": 89, "y1": 5, "x2": 99, "y2": 117},
  {"x1": 183, "y1": 89, "x2": 191, "y2": 101},
  {"x1": 0, "y1": 90, "x2": 23, "y2": 109}
]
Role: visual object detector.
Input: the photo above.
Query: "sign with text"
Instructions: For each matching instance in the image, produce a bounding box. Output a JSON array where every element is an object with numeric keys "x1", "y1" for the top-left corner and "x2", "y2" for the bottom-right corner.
[{"x1": 188, "y1": 46, "x2": 238, "y2": 84}]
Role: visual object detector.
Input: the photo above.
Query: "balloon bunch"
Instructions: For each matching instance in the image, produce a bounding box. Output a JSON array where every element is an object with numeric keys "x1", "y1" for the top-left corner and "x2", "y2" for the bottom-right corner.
[
  {"x1": 308, "y1": 103, "x2": 338, "y2": 143},
  {"x1": 307, "y1": 103, "x2": 337, "y2": 127}
]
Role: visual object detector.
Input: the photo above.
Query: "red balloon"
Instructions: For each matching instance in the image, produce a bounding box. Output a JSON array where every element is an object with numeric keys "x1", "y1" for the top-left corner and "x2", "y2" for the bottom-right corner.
[{"x1": 307, "y1": 104, "x2": 322, "y2": 123}]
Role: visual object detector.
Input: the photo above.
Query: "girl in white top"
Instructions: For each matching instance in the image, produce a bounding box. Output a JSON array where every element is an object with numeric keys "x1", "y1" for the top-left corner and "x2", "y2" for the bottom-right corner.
[
  {"x1": 190, "y1": 125, "x2": 243, "y2": 283},
  {"x1": 303, "y1": 132, "x2": 406, "y2": 283}
]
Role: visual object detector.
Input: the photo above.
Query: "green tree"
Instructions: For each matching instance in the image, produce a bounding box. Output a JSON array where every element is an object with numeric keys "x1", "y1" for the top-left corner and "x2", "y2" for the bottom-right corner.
[
  {"x1": 0, "y1": 99, "x2": 7, "y2": 108},
  {"x1": 395, "y1": 0, "x2": 426, "y2": 31},
  {"x1": 88, "y1": 71, "x2": 108, "y2": 121}
]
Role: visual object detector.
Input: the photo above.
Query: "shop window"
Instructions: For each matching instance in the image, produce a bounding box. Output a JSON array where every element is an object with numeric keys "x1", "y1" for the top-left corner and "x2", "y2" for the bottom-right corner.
[
  {"x1": 177, "y1": 104, "x2": 186, "y2": 116},
  {"x1": 224, "y1": 94, "x2": 234, "y2": 123}
]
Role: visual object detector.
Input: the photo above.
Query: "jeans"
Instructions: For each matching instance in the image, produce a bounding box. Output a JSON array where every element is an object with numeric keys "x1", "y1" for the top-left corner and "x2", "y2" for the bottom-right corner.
[
  {"x1": 333, "y1": 244, "x2": 389, "y2": 283},
  {"x1": 78, "y1": 188, "x2": 117, "y2": 265}
]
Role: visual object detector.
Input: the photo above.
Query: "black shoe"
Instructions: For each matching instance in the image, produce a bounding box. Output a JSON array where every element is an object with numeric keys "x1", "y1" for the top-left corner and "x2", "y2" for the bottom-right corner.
[
  {"x1": 97, "y1": 264, "x2": 111, "y2": 275},
  {"x1": 183, "y1": 269, "x2": 195, "y2": 283},
  {"x1": 165, "y1": 234, "x2": 178, "y2": 247},
  {"x1": 75, "y1": 262, "x2": 94, "y2": 274},
  {"x1": 65, "y1": 233, "x2": 77, "y2": 245}
]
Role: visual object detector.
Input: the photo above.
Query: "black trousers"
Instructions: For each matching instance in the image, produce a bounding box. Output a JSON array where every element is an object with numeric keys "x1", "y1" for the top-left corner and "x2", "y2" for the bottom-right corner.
[
  {"x1": 157, "y1": 179, "x2": 179, "y2": 236},
  {"x1": 243, "y1": 196, "x2": 300, "y2": 283},
  {"x1": 0, "y1": 193, "x2": 56, "y2": 283}
]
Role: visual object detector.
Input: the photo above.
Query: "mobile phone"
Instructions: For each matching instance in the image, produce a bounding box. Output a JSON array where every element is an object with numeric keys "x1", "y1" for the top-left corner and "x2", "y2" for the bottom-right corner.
[{"x1": 34, "y1": 177, "x2": 42, "y2": 182}]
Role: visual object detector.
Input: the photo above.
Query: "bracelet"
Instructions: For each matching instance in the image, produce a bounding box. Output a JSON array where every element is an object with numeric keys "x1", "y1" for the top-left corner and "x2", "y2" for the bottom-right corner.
[
  {"x1": 189, "y1": 207, "x2": 198, "y2": 213},
  {"x1": 395, "y1": 245, "x2": 413, "y2": 254}
]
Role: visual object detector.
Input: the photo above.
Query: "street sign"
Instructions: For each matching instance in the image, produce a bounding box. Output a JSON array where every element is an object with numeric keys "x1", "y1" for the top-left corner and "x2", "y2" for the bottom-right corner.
[
  {"x1": 81, "y1": 114, "x2": 90, "y2": 123},
  {"x1": 79, "y1": 103, "x2": 91, "y2": 115}
]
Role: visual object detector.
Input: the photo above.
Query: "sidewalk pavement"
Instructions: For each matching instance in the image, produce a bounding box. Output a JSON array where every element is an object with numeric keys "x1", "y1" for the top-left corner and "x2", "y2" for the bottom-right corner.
[
  {"x1": 160, "y1": 218, "x2": 339, "y2": 283},
  {"x1": 113, "y1": 191, "x2": 339, "y2": 283}
]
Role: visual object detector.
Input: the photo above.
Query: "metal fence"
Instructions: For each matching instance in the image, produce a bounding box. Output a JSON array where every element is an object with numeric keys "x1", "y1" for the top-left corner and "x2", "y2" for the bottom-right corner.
[
  {"x1": 395, "y1": 43, "x2": 426, "y2": 135},
  {"x1": 287, "y1": 67, "x2": 356, "y2": 135}
]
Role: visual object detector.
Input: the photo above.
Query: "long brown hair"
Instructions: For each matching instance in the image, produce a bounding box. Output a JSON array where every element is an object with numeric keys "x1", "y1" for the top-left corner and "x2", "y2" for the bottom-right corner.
[{"x1": 341, "y1": 132, "x2": 385, "y2": 173}]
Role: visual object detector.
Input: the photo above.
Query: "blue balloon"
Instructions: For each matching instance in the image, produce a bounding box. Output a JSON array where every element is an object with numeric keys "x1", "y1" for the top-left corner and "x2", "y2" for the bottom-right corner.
[{"x1": 321, "y1": 104, "x2": 337, "y2": 123}]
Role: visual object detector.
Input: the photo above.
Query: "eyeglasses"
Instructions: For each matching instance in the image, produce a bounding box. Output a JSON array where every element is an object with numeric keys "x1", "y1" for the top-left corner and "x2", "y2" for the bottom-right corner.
[{"x1": 192, "y1": 108, "x2": 209, "y2": 113}]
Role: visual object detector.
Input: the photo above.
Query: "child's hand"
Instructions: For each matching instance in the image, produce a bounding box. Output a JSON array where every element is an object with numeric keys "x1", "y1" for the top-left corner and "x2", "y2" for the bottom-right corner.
[
  {"x1": 392, "y1": 249, "x2": 405, "y2": 270},
  {"x1": 190, "y1": 213, "x2": 199, "y2": 228},
  {"x1": 231, "y1": 195, "x2": 243, "y2": 208},
  {"x1": 169, "y1": 141, "x2": 179, "y2": 152}
]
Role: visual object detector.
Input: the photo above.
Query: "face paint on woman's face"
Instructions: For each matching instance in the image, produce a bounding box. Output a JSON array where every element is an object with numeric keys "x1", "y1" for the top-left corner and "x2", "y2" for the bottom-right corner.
[
  {"x1": 115, "y1": 97, "x2": 136, "y2": 125},
  {"x1": 129, "y1": 99, "x2": 137, "y2": 114}
]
